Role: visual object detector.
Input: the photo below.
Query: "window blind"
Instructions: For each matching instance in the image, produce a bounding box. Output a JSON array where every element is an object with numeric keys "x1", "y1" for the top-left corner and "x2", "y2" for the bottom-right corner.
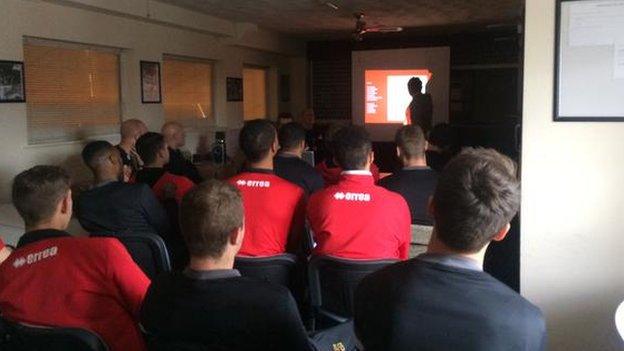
[
  {"x1": 162, "y1": 57, "x2": 213, "y2": 124},
  {"x1": 24, "y1": 42, "x2": 121, "y2": 144},
  {"x1": 243, "y1": 67, "x2": 267, "y2": 120}
]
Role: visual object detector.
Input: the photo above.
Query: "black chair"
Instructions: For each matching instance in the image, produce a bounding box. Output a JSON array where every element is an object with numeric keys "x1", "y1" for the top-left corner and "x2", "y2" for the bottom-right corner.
[
  {"x1": 308, "y1": 255, "x2": 397, "y2": 329},
  {"x1": 234, "y1": 254, "x2": 298, "y2": 287},
  {"x1": 0, "y1": 315, "x2": 108, "y2": 351},
  {"x1": 92, "y1": 233, "x2": 171, "y2": 279}
]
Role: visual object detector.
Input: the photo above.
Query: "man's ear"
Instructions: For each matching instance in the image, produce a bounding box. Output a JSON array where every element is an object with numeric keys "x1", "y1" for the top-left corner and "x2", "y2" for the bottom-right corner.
[
  {"x1": 272, "y1": 137, "x2": 279, "y2": 154},
  {"x1": 370, "y1": 151, "x2": 375, "y2": 165},
  {"x1": 492, "y1": 223, "x2": 511, "y2": 242},
  {"x1": 230, "y1": 226, "x2": 245, "y2": 246},
  {"x1": 61, "y1": 190, "x2": 73, "y2": 216},
  {"x1": 300, "y1": 140, "x2": 306, "y2": 151},
  {"x1": 396, "y1": 147, "x2": 402, "y2": 159}
]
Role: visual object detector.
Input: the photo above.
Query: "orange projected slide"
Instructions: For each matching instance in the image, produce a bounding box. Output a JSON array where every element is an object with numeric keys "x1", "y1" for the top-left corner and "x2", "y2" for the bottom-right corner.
[{"x1": 365, "y1": 69, "x2": 432, "y2": 124}]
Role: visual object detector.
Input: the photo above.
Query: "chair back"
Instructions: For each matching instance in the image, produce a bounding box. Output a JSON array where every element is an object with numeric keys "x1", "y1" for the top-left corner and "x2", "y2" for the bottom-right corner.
[
  {"x1": 0, "y1": 316, "x2": 108, "y2": 351},
  {"x1": 308, "y1": 256, "x2": 397, "y2": 320},
  {"x1": 234, "y1": 254, "x2": 298, "y2": 287},
  {"x1": 92, "y1": 233, "x2": 171, "y2": 279}
]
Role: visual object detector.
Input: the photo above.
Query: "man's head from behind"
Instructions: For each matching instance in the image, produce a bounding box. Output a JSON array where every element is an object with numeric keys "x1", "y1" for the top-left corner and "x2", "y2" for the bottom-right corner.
[
  {"x1": 333, "y1": 125, "x2": 373, "y2": 171},
  {"x1": 431, "y1": 148, "x2": 520, "y2": 253},
  {"x1": 161, "y1": 122, "x2": 186, "y2": 149},
  {"x1": 395, "y1": 125, "x2": 426, "y2": 164},
  {"x1": 12, "y1": 166, "x2": 72, "y2": 230},
  {"x1": 180, "y1": 180, "x2": 244, "y2": 261},
  {"x1": 82, "y1": 141, "x2": 123, "y2": 180},
  {"x1": 239, "y1": 119, "x2": 278, "y2": 164},
  {"x1": 407, "y1": 77, "x2": 423, "y2": 97},
  {"x1": 136, "y1": 132, "x2": 170, "y2": 167},
  {"x1": 120, "y1": 119, "x2": 148, "y2": 144},
  {"x1": 278, "y1": 122, "x2": 306, "y2": 155}
]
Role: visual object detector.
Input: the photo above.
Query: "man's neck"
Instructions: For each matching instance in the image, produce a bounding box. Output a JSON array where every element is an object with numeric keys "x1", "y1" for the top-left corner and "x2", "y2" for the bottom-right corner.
[
  {"x1": 188, "y1": 255, "x2": 234, "y2": 271},
  {"x1": 26, "y1": 221, "x2": 67, "y2": 233},
  {"x1": 166, "y1": 142, "x2": 178, "y2": 151},
  {"x1": 403, "y1": 157, "x2": 427, "y2": 168},
  {"x1": 248, "y1": 158, "x2": 273, "y2": 170},
  {"x1": 426, "y1": 231, "x2": 487, "y2": 268},
  {"x1": 279, "y1": 149, "x2": 302, "y2": 158},
  {"x1": 118, "y1": 139, "x2": 133, "y2": 152},
  {"x1": 145, "y1": 160, "x2": 165, "y2": 168}
]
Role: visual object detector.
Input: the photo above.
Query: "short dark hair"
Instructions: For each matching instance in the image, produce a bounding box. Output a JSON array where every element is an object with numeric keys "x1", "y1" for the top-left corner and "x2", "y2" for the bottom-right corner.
[
  {"x1": 433, "y1": 148, "x2": 520, "y2": 253},
  {"x1": 239, "y1": 119, "x2": 276, "y2": 163},
  {"x1": 12, "y1": 166, "x2": 71, "y2": 227},
  {"x1": 180, "y1": 180, "x2": 244, "y2": 258},
  {"x1": 278, "y1": 122, "x2": 306, "y2": 151},
  {"x1": 136, "y1": 132, "x2": 166, "y2": 165},
  {"x1": 395, "y1": 125, "x2": 426, "y2": 159},
  {"x1": 333, "y1": 126, "x2": 372, "y2": 170},
  {"x1": 82, "y1": 141, "x2": 114, "y2": 170},
  {"x1": 407, "y1": 77, "x2": 423, "y2": 96}
]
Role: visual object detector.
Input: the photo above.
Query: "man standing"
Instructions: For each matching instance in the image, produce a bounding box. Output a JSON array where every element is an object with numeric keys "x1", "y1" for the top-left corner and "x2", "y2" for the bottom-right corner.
[
  {"x1": 405, "y1": 77, "x2": 433, "y2": 135},
  {"x1": 229, "y1": 119, "x2": 305, "y2": 256},
  {"x1": 379, "y1": 125, "x2": 437, "y2": 225},
  {"x1": 274, "y1": 122, "x2": 324, "y2": 197},
  {"x1": 355, "y1": 149, "x2": 546, "y2": 351},
  {"x1": 162, "y1": 121, "x2": 203, "y2": 184},
  {"x1": 0, "y1": 166, "x2": 150, "y2": 351},
  {"x1": 308, "y1": 126, "x2": 411, "y2": 260}
]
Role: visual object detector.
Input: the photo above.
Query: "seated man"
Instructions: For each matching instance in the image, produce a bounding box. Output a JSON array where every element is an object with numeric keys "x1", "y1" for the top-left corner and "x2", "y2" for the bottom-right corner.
[
  {"x1": 141, "y1": 180, "x2": 355, "y2": 351},
  {"x1": 355, "y1": 149, "x2": 546, "y2": 351},
  {"x1": 228, "y1": 119, "x2": 305, "y2": 256},
  {"x1": 162, "y1": 121, "x2": 203, "y2": 184},
  {"x1": 379, "y1": 125, "x2": 437, "y2": 225},
  {"x1": 77, "y1": 141, "x2": 170, "y2": 238},
  {"x1": 274, "y1": 122, "x2": 324, "y2": 197},
  {"x1": 0, "y1": 166, "x2": 150, "y2": 351},
  {"x1": 117, "y1": 118, "x2": 148, "y2": 181},
  {"x1": 316, "y1": 124, "x2": 380, "y2": 186},
  {"x1": 308, "y1": 126, "x2": 411, "y2": 260},
  {"x1": 135, "y1": 132, "x2": 195, "y2": 204}
]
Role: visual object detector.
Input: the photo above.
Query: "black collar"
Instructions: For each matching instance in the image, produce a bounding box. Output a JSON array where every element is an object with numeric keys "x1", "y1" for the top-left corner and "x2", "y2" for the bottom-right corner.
[
  {"x1": 183, "y1": 268, "x2": 241, "y2": 280},
  {"x1": 241, "y1": 167, "x2": 274, "y2": 175},
  {"x1": 17, "y1": 229, "x2": 71, "y2": 248}
]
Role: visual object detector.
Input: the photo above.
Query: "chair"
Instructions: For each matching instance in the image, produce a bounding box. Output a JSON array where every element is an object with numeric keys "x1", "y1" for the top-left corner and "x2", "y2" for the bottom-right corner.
[
  {"x1": 92, "y1": 233, "x2": 171, "y2": 279},
  {"x1": 308, "y1": 255, "x2": 397, "y2": 329},
  {"x1": 410, "y1": 224, "x2": 433, "y2": 258},
  {"x1": 234, "y1": 253, "x2": 298, "y2": 287},
  {"x1": 0, "y1": 315, "x2": 108, "y2": 351}
]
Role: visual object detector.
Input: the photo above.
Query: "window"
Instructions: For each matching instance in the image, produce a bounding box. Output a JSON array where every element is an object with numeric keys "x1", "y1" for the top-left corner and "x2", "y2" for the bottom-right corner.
[
  {"x1": 243, "y1": 67, "x2": 268, "y2": 120},
  {"x1": 24, "y1": 39, "x2": 121, "y2": 144},
  {"x1": 162, "y1": 57, "x2": 213, "y2": 124}
]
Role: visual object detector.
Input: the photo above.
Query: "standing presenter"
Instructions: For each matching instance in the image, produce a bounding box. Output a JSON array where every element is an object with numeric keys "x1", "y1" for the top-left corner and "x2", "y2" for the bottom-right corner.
[{"x1": 405, "y1": 77, "x2": 433, "y2": 135}]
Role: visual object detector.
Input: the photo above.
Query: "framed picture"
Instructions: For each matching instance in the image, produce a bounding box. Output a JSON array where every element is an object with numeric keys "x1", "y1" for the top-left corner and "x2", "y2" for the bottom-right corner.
[
  {"x1": 280, "y1": 74, "x2": 290, "y2": 102},
  {"x1": 226, "y1": 77, "x2": 243, "y2": 101},
  {"x1": 554, "y1": 0, "x2": 624, "y2": 121},
  {"x1": 140, "y1": 61, "x2": 161, "y2": 103},
  {"x1": 0, "y1": 60, "x2": 25, "y2": 103}
]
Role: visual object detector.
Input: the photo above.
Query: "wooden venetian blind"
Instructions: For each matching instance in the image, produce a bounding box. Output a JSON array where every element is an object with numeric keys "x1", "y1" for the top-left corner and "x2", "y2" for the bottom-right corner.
[
  {"x1": 24, "y1": 42, "x2": 121, "y2": 144},
  {"x1": 243, "y1": 67, "x2": 267, "y2": 120},
  {"x1": 162, "y1": 57, "x2": 213, "y2": 124}
]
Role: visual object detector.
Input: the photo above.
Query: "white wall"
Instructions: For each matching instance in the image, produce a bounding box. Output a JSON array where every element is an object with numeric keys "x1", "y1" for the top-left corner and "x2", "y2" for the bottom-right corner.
[
  {"x1": 0, "y1": 0, "x2": 307, "y2": 201},
  {"x1": 521, "y1": 1, "x2": 624, "y2": 350}
]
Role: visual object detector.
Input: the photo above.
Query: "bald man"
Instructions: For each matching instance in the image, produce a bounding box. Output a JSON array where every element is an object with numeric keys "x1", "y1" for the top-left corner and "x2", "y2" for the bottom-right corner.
[
  {"x1": 162, "y1": 122, "x2": 202, "y2": 183},
  {"x1": 117, "y1": 119, "x2": 148, "y2": 180}
]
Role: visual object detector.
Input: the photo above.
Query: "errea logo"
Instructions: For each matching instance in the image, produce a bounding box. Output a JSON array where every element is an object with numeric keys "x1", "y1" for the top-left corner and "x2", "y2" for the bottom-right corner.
[
  {"x1": 235, "y1": 179, "x2": 271, "y2": 188},
  {"x1": 12, "y1": 246, "x2": 58, "y2": 269},
  {"x1": 333, "y1": 192, "x2": 371, "y2": 202}
]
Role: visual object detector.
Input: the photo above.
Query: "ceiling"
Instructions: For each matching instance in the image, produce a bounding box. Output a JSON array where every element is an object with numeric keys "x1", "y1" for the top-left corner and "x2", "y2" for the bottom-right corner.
[{"x1": 155, "y1": 0, "x2": 523, "y2": 39}]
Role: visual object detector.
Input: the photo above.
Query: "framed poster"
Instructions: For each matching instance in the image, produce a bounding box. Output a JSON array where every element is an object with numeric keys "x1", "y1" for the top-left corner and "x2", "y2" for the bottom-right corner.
[
  {"x1": 554, "y1": 0, "x2": 624, "y2": 121},
  {"x1": 0, "y1": 60, "x2": 25, "y2": 103},
  {"x1": 227, "y1": 77, "x2": 243, "y2": 101},
  {"x1": 140, "y1": 61, "x2": 161, "y2": 103}
]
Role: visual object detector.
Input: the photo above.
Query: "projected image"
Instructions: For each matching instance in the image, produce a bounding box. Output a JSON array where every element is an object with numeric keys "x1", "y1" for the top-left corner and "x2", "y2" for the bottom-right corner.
[{"x1": 365, "y1": 69, "x2": 432, "y2": 124}]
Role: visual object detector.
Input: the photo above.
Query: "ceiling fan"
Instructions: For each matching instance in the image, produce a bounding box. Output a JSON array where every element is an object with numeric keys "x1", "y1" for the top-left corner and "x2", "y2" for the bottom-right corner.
[{"x1": 352, "y1": 12, "x2": 403, "y2": 41}]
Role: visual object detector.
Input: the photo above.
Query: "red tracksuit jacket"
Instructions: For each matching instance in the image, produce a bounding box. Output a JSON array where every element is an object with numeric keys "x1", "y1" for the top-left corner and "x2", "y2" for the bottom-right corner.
[
  {"x1": 307, "y1": 172, "x2": 411, "y2": 260},
  {"x1": 229, "y1": 169, "x2": 305, "y2": 256},
  {"x1": 0, "y1": 230, "x2": 150, "y2": 351}
]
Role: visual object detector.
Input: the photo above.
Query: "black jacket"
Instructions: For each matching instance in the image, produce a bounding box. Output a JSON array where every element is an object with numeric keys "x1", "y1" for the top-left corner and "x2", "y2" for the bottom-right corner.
[{"x1": 274, "y1": 153, "x2": 324, "y2": 197}]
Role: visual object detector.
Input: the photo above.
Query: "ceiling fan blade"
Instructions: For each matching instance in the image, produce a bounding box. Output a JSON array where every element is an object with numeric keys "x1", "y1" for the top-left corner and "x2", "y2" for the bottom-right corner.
[{"x1": 364, "y1": 26, "x2": 404, "y2": 33}]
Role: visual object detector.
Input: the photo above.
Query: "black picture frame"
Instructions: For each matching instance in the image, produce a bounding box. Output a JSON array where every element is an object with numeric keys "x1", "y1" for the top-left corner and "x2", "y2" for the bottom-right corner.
[
  {"x1": 140, "y1": 61, "x2": 162, "y2": 104},
  {"x1": 226, "y1": 77, "x2": 243, "y2": 101},
  {"x1": 0, "y1": 60, "x2": 25, "y2": 103},
  {"x1": 554, "y1": 0, "x2": 624, "y2": 121}
]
